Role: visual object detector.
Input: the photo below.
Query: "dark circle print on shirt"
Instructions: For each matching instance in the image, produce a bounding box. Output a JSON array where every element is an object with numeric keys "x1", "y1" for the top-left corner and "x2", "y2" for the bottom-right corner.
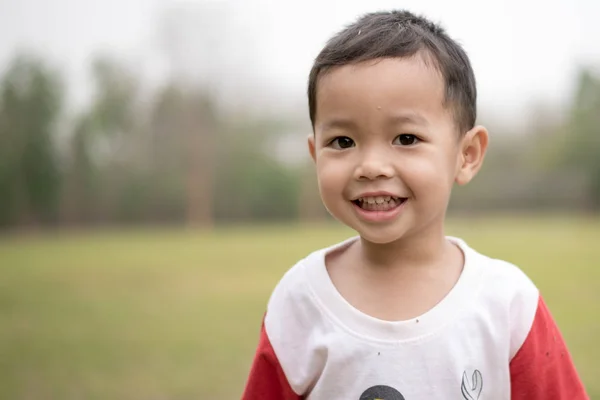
[{"x1": 359, "y1": 385, "x2": 405, "y2": 400}]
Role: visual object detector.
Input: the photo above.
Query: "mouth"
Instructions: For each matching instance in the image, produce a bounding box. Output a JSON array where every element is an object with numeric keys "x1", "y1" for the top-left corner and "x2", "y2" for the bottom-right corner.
[{"x1": 351, "y1": 195, "x2": 407, "y2": 212}]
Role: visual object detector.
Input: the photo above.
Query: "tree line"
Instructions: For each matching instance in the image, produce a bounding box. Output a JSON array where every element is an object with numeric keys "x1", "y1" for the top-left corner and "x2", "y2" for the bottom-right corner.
[{"x1": 0, "y1": 52, "x2": 598, "y2": 231}]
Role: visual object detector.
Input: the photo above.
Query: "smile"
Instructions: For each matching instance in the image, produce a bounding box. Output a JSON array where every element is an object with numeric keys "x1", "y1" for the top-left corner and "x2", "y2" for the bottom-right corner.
[
  {"x1": 352, "y1": 196, "x2": 405, "y2": 211},
  {"x1": 351, "y1": 195, "x2": 407, "y2": 222}
]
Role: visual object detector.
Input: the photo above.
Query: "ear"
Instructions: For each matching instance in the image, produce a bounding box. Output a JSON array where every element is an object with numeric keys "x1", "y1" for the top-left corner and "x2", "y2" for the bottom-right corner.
[
  {"x1": 455, "y1": 125, "x2": 489, "y2": 186},
  {"x1": 307, "y1": 134, "x2": 317, "y2": 162}
]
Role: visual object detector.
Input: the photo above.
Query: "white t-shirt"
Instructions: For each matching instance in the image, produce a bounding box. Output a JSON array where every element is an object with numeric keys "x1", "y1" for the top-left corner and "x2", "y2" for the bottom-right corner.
[{"x1": 242, "y1": 236, "x2": 588, "y2": 400}]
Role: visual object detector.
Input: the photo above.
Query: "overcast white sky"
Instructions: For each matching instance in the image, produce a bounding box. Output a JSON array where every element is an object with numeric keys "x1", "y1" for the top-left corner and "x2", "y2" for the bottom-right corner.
[{"x1": 0, "y1": 0, "x2": 599, "y2": 126}]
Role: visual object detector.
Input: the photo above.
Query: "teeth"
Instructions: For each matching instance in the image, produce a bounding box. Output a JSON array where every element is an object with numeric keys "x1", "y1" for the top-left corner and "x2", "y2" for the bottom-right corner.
[
  {"x1": 358, "y1": 196, "x2": 399, "y2": 203},
  {"x1": 356, "y1": 196, "x2": 404, "y2": 211}
]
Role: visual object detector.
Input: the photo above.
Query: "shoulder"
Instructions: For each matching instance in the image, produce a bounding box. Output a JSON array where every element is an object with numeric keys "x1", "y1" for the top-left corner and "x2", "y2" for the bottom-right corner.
[
  {"x1": 260, "y1": 238, "x2": 355, "y2": 394},
  {"x1": 265, "y1": 245, "x2": 322, "y2": 318},
  {"x1": 477, "y1": 250, "x2": 539, "y2": 304},
  {"x1": 453, "y1": 237, "x2": 541, "y2": 359},
  {"x1": 453, "y1": 236, "x2": 539, "y2": 304},
  {"x1": 265, "y1": 236, "x2": 357, "y2": 321},
  {"x1": 264, "y1": 237, "x2": 357, "y2": 332}
]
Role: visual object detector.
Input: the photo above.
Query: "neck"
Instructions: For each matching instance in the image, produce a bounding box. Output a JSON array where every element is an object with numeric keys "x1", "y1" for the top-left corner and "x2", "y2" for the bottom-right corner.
[{"x1": 357, "y1": 224, "x2": 450, "y2": 270}]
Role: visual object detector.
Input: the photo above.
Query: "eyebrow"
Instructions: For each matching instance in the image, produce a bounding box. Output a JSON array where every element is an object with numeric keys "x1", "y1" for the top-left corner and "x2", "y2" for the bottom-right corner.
[
  {"x1": 386, "y1": 111, "x2": 429, "y2": 126},
  {"x1": 319, "y1": 118, "x2": 358, "y2": 132},
  {"x1": 319, "y1": 111, "x2": 428, "y2": 132}
]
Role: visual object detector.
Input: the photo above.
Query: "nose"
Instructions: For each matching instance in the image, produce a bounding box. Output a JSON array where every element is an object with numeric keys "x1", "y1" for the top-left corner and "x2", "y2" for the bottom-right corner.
[{"x1": 354, "y1": 152, "x2": 394, "y2": 181}]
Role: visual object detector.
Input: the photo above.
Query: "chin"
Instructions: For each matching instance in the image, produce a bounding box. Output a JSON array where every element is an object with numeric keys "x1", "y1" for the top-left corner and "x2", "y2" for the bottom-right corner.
[
  {"x1": 360, "y1": 234, "x2": 404, "y2": 245},
  {"x1": 352, "y1": 225, "x2": 407, "y2": 245}
]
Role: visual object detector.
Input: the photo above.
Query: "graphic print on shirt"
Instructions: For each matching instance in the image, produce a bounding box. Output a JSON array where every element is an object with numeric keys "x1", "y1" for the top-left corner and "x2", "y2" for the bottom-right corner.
[
  {"x1": 359, "y1": 385, "x2": 405, "y2": 400},
  {"x1": 461, "y1": 369, "x2": 483, "y2": 400}
]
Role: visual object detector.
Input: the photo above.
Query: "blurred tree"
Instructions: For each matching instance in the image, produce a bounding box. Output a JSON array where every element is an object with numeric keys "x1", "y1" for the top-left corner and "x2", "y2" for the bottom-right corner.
[
  {"x1": 60, "y1": 114, "x2": 97, "y2": 225},
  {"x1": 153, "y1": 3, "x2": 309, "y2": 226},
  {"x1": 149, "y1": 83, "x2": 217, "y2": 227},
  {"x1": 212, "y1": 116, "x2": 301, "y2": 223},
  {"x1": 62, "y1": 54, "x2": 146, "y2": 225},
  {"x1": 146, "y1": 84, "x2": 187, "y2": 223},
  {"x1": 559, "y1": 67, "x2": 600, "y2": 210},
  {"x1": 0, "y1": 53, "x2": 63, "y2": 228}
]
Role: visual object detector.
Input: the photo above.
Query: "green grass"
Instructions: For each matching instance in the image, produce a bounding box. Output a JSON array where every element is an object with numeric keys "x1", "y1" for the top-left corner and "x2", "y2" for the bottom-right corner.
[{"x1": 0, "y1": 216, "x2": 598, "y2": 399}]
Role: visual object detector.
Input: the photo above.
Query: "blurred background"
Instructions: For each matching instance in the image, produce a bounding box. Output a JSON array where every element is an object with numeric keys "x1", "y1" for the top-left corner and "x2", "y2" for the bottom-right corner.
[{"x1": 0, "y1": 0, "x2": 598, "y2": 398}]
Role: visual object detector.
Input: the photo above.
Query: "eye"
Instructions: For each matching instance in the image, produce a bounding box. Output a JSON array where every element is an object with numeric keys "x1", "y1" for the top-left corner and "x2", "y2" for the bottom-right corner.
[
  {"x1": 329, "y1": 136, "x2": 355, "y2": 149},
  {"x1": 394, "y1": 134, "x2": 419, "y2": 146}
]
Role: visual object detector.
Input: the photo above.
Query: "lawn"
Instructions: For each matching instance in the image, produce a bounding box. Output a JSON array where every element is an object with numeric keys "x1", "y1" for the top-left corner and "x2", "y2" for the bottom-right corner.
[{"x1": 0, "y1": 215, "x2": 598, "y2": 399}]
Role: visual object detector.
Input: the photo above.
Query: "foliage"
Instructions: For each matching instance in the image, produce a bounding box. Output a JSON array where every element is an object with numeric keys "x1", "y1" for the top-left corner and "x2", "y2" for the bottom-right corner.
[
  {"x1": 0, "y1": 54, "x2": 63, "y2": 227},
  {"x1": 0, "y1": 50, "x2": 598, "y2": 230}
]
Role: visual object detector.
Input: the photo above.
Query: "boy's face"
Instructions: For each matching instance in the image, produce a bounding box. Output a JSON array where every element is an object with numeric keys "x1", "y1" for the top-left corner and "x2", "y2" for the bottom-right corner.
[{"x1": 308, "y1": 56, "x2": 486, "y2": 244}]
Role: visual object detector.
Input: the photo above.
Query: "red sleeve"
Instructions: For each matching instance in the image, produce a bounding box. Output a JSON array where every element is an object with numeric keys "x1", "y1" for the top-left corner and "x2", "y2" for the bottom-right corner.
[
  {"x1": 241, "y1": 319, "x2": 301, "y2": 400},
  {"x1": 510, "y1": 296, "x2": 589, "y2": 399}
]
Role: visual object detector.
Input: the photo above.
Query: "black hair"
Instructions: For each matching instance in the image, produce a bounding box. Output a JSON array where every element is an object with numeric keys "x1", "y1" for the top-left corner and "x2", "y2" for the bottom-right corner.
[{"x1": 308, "y1": 10, "x2": 477, "y2": 134}]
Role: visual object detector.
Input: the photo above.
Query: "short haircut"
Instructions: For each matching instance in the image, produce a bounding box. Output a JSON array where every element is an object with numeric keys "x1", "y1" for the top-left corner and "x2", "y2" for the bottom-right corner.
[{"x1": 308, "y1": 10, "x2": 477, "y2": 134}]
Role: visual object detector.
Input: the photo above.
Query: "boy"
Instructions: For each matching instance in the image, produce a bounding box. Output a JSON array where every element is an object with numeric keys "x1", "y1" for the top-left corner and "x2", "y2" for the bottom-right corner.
[{"x1": 242, "y1": 10, "x2": 588, "y2": 400}]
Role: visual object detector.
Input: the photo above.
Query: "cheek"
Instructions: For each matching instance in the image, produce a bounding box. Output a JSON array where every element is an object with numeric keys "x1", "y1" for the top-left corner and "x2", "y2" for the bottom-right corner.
[
  {"x1": 316, "y1": 157, "x2": 347, "y2": 182},
  {"x1": 403, "y1": 151, "x2": 456, "y2": 190},
  {"x1": 316, "y1": 159, "x2": 348, "y2": 196}
]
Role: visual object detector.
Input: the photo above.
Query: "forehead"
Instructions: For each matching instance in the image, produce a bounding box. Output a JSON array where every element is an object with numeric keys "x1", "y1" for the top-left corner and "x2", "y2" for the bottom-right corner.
[{"x1": 314, "y1": 56, "x2": 450, "y2": 130}]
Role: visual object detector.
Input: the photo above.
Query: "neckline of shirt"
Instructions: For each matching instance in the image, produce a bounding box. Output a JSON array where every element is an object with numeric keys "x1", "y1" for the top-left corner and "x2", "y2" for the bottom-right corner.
[{"x1": 304, "y1": 236, "x2": 484, "y2": 343}]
